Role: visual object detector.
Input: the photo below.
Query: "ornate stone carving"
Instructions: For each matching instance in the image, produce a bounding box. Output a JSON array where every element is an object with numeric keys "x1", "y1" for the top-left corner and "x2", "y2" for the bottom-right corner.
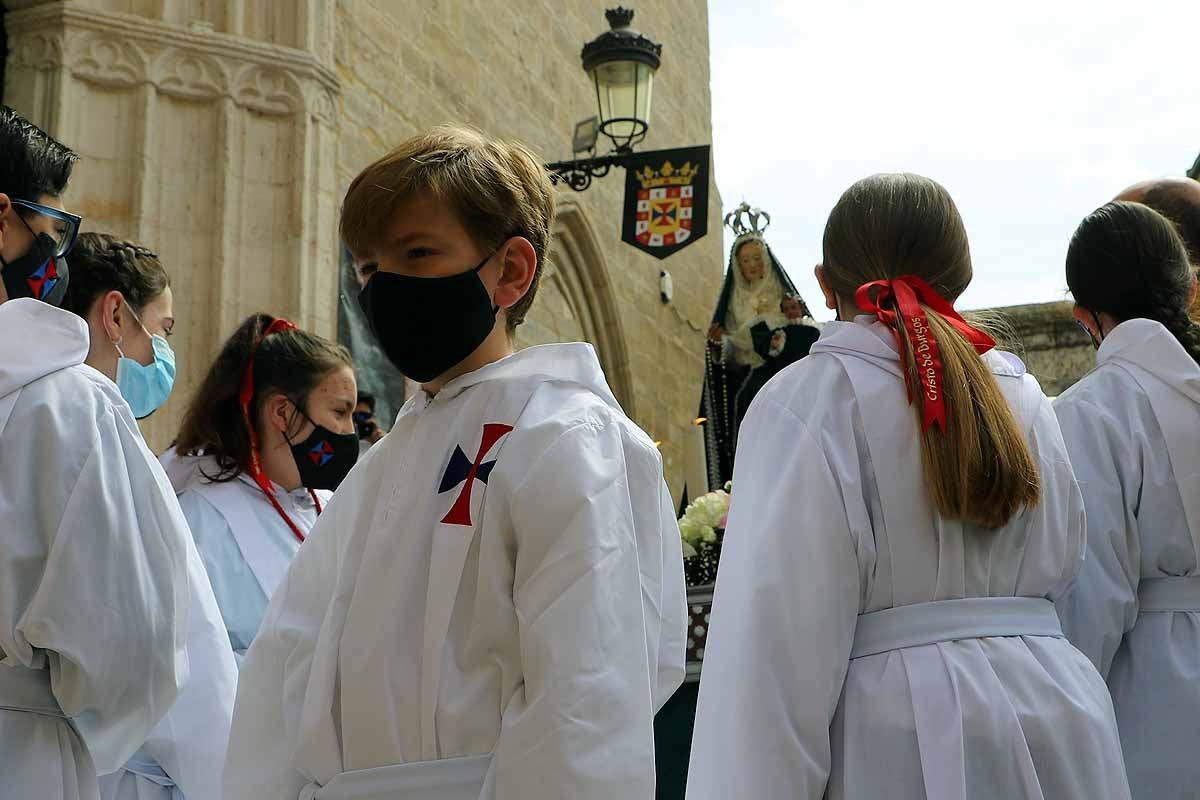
[
  {"x1": 309, "y1": 87, "x2": 337, "y2": 127},
  {"x1": 7, "y1": 31, "x2": 63, "y2": 71},
  {"x1": 153, "y1": 50, "x2": 228, "y2": 101},
  {"x1": 69, "y1": 34, "x2": 147, "y2": 89},
  {"x1": 231, "y1": 65, "x2": 303, "y2": 116}
]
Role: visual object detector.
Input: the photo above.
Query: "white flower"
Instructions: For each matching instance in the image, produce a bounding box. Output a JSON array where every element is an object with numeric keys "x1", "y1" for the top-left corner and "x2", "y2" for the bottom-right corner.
[
  {"x1": 682, "y1": 540, "x2": 698, "y2": 558},
  {"x1": 679, "y1": 486, "x2": 733, "y2": 555}
]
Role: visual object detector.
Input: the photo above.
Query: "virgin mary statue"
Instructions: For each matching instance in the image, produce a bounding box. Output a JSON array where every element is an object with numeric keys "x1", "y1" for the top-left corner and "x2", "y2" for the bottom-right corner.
[{"x1": 699, "y1": 203, "x2": 819, "y2": 490}]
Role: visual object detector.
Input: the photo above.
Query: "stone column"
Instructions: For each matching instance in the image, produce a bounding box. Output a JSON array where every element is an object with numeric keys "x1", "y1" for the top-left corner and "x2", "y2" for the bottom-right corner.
[{"x1": 3, "y1": 0, "x2": 340, "y2": 451}]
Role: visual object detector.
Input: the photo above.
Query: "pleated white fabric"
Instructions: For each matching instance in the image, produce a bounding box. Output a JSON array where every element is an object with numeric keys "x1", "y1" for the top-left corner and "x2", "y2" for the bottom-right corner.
[
  {"x1": 688, "y1": 317, "x2": 1129, "y2": 800},
  {"x1": 1055, "y1": 319, "x2": 1200, "y2": 799}
]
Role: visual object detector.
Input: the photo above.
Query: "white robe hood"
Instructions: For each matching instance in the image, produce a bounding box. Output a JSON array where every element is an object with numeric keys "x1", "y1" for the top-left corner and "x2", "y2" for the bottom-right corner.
[{"x1": 0, "y1": 298, "x2": 89, "y2": 398}]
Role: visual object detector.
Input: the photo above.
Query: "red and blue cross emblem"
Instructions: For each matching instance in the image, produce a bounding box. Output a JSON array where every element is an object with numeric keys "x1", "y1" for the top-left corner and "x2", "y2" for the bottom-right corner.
[
  {"x1": 27, "y1": 258, "x2": 61, "y2": 301},
  {"x1": 438, "y1": 423, "x2": 514, "y2": 526},
  {"x1": 308, "y1": 440, "x2": 335, "y2": 466}
]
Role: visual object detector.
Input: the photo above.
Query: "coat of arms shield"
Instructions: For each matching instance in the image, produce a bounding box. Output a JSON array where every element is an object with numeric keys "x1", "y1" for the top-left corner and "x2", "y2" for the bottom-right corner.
[{"x1": 621, "y1": 145, "x2": 711, "y2": 259}]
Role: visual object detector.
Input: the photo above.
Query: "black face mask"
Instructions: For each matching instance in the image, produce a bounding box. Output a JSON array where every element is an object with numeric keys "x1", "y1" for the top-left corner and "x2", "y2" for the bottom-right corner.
[
  {"x1": 286, "y1": 404, "x2": 360, "y2": 491},
  {"x1": 1, "y1": 232, "x2": 69, "y2": 306},
  {"x1": 358, "y1": 250, "x2": 499, "y2": 383}
]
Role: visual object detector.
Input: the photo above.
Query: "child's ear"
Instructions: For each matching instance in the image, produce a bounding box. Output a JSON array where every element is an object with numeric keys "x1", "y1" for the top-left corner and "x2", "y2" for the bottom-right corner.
[
  {"x1": 262, "y1": 393, "x2": 294, "y2": 435},
  {"x1": 814, "y1": 264, "x2": 838, "y2": 311},
  {"x1": 0, "y1": 194, "x2": 11, "y2": 254},
  {"x1": 494, "y1": 236, "x2": 537, "y2": 311}
]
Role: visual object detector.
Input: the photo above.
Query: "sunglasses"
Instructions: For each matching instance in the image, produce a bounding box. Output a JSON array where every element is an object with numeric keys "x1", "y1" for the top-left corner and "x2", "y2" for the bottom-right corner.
[{"x1": 11, "y1": 198, "x2": 82, "y2": 258}]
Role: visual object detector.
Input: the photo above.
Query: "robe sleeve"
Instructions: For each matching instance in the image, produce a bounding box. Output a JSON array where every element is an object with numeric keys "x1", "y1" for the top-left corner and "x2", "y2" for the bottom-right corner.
[
  {"x1": 750, "y1": 321, "x2": 775, "y2": 361},
  {"x1": 11, "y1": 406, "x2": 190, "y2": 775},
  {"x1": 686, "y1": 396, "x2": 861, "y2": 800},
  {"x1": 178, "y1": 489, "x2": 258, "y2": 656},
  {"x1": 1053, "y1": 394, "x2": 1142, "y2": 677},
  {"x1": 492, "y1": 418, "x2": 672, "y2": 800},
  {"x1": 222, "y1": 508, "x2": 341, "y2": 800},
  {"x1": 136, "y1": 535, "x2": 238, "y2": 798},
  {"x1": 654, "y1": 482, "x2": 688, "y2": 710}
]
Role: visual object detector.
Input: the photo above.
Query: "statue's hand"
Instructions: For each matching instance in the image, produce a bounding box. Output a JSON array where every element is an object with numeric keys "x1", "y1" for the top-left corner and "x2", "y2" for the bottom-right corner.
[{"x1": 708, "y1": 324, "x2": 726, "y2": 343}]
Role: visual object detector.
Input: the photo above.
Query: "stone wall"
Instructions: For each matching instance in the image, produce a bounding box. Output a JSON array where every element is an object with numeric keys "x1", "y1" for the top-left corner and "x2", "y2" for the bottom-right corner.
[
  {"x1": 984, "y1": 301, "x2": 1094, "y2": 397},
  {"x1": 333, "y1": 0, "x2": 724, "y2": 502},
  {"x1": 3, "y1": 0, "x2": 341, "y2": 452},
  {"x1": 2, "y1": 0, "x2": 725, "y2": 501}
]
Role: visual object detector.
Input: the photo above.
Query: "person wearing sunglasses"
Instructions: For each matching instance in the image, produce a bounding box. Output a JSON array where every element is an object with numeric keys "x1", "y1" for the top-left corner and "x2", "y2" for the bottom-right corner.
[
  {"x1": 0, "y1": 113, "x2": 81, "y2": 306},
  {"x1": 0, "y1": 106, "x2": 191, "y2": 800}
]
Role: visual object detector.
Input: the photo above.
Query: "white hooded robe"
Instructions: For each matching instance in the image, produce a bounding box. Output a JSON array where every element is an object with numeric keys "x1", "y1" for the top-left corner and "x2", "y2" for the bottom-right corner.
[
  {"x1": 0, "y1": 299, "x2": 191, "y2": 800},
  {"x1": 1054, "y1": 319, "x2": 1200, "y2": 799},
  {"x1": 223, "y1": 343, "x2": 687, "y2": 800},
  {"x1": 687, "y1": 317, "x2": 1129, "y2": 800}
]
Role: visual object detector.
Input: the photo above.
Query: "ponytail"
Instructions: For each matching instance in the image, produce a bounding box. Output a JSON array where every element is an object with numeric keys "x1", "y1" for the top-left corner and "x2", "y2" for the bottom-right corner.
[
  {"x1": 174, "y1": 313, "x2": 352, "y2": 482},
  {"x1": 899, "y1": 309, "x2": 1040, "y2": 528},
  {"x1": 822, "y1": 173, "x2": 1040, "y2": 529}
]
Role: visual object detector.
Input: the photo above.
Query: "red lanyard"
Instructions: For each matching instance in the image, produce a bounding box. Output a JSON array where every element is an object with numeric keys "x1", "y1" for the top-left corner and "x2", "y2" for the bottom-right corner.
[
  {"x1": 250, "y1": 473, "x2": 322, "y2": 544},
  {"x1": 239, "y1": 317, "x2": 322, "y2": 543}
]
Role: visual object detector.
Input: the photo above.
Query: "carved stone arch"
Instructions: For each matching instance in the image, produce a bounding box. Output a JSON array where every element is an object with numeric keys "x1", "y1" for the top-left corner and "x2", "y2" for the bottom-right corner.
[
  {"x1": 230, "y1": 63, "x2": 303, "y2": 116},
  {"x1": 151, "y1": 49, "x2": 229, "y2": 102},
  {"x1": 68, "y1": 31, "x2": 147, "y2": 88},
  {"x1": 8, "y1": 31, "x2": 63, "y2": 71},
  {"x1": 538, "y1": 198, "x2": 637, "y2": 416}
]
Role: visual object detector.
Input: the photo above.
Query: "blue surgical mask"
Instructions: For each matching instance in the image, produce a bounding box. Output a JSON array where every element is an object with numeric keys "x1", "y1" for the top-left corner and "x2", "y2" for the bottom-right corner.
[{"x1": 114, "y1": 303, "x2": 176, "y2": 419}]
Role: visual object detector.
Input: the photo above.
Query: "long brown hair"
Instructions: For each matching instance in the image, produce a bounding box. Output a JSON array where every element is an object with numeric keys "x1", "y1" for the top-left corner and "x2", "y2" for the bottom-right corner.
[
  {"x1": 822, "y1": 173, "x2": 1040, "y2": 529},
  {"x1": 174, "y1": 313, "x2": 352, "y2": 482}
]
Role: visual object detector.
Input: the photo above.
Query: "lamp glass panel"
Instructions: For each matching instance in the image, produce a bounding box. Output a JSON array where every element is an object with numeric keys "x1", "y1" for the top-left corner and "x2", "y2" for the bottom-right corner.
[
  {"x1": 592, "y1": 59, "x2": 655, "y2": 139},
  {"x1": 635, "y1": 62, "x2": 654, "y2": 128}
]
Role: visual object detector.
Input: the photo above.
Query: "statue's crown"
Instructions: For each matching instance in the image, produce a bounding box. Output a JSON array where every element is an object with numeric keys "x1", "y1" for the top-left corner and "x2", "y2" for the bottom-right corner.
[
  {"x1": 723, "y1": 202, "x2": 770, "y2": 237},
  {"x1": 635, "y1": 160, "x2": 700, "y2": 189}
]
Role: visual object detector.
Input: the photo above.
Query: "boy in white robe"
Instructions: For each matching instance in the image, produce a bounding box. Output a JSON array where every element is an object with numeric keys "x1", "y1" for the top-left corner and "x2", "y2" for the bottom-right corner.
[
  {"x1": 1054, "y1": 200, "x2": 1200, "y2": 799},
  {"x1": 224, "y1": 125, "x2": 687, "y2": 800},
  {"x1": 0, "y1": 107, "x2": 190, "y2": 800}
]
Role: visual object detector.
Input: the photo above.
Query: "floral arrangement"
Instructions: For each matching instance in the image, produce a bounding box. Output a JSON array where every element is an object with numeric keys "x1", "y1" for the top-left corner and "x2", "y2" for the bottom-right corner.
[{"x1": 679, "y1": 483, "x2": 731, "y2": 586}]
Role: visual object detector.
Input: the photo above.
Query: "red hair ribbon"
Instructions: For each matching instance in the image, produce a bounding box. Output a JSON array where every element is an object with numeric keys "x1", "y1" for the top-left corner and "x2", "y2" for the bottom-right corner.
[
  {"x1": 854, "y1": 275, "x2": 995, "y2": 433},
  {"x1": 239, "y1": 317, "x2": 322, "y2": 543}
]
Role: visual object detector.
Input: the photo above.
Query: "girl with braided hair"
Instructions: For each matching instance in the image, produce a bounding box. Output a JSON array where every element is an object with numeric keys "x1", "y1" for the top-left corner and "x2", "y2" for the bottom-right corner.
[
  {"x1": 62, "y1": 232, "x2": 238, "y2": 800},
  {"x1": 1054, "y1": 201, "x2": 1200, "y2": 799},
  {"x1": 61, "y1": 234, "x2": 177, "y2": 419}
]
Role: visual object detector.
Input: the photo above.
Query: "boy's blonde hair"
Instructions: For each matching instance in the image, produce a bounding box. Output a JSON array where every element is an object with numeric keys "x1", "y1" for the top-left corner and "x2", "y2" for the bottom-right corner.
[{"x1": 340, "y1": 125, "x2": 556, "y2": 331}]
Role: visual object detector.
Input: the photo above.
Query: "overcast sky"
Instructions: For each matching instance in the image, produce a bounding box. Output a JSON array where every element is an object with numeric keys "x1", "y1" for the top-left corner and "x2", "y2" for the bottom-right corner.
[{"x1": 708, "y1": 0, "x2": 1200, "y2": 316}]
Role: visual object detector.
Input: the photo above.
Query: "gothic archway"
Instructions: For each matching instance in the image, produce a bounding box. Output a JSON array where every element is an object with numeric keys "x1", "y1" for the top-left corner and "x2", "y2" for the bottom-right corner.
[{"x1": 517, "y1": 197, "x2": 636, "y2": 417}]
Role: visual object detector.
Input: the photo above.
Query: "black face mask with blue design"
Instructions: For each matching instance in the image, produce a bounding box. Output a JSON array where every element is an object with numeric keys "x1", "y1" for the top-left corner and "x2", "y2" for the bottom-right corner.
[
  {"x1": 286, "y1": 401, "x2": 360, "y2": 491},
  {"x1": 1, "y1": 232, "x2": 69, "y2": 305}
]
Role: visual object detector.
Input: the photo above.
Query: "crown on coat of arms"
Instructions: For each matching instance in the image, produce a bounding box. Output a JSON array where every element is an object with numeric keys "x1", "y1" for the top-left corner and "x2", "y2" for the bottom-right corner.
[
  {"x1": 635, "y1": 160, "x2": 701, "y2": 190},
  {"x1": 723, "y1": 201, "x2": 771, "y2": 237}
]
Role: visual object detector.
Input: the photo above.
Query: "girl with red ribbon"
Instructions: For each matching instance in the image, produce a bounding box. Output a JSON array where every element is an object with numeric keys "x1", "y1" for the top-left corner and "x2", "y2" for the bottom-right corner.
[
  {"x1": 164, "y1": 313, "x2": 359, "y2": 664},
  {"x1": 688, "y1": 173, "x2": 1130, "y2": 800}
]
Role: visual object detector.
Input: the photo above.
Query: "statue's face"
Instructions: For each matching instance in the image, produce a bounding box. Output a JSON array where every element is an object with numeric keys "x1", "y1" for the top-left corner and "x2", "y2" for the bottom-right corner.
[
  {"x1": 782, "y1": 297, "x2": 804, "y2": 319},
  {"x1": 737, "y1": 242, "x2": 766, "y2": 283}
]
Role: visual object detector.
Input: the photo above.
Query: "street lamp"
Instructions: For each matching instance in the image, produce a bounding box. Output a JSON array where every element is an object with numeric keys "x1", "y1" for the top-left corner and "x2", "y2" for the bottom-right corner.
[
  {"x1": 584, "y1": 7, "x2": 661, "y2": 152},
  {"x1": 548, "y1": 7, "x2": 664, "y2": 191}
]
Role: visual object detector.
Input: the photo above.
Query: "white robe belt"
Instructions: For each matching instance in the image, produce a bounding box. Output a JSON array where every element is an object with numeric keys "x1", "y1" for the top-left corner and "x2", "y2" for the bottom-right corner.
[
  {"x1": 0, "y1": 664, "x2": 63, "y2": 718},
  {"x1": 1138, "y1": 576, "x2": 1200, "y2": 611},
  {"x1": 851, "y1": 597, "x2": 1064, "y2": 659},
  {"x1": 299, "y1": 753, "x2": 493, "y2": 800}
]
